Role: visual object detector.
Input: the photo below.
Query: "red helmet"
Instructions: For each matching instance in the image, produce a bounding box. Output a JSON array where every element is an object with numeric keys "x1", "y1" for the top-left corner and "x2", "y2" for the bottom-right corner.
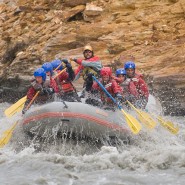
[{"x1": 100, "y1": 67, "x2": 112, "y2": 77}]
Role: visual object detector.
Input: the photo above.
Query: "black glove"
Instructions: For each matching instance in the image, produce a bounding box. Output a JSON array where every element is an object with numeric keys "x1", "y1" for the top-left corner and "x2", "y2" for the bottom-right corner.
[
  {"x1": 72, "y1": 58, "x2": 77, "y2": 63},
  {"x1": 87, "y1": 73, "x2": 93, "y2": 81},
  {"x1": 39, "y1": 88, "x2": 47, "y2": 95},
  {"x1": 62, "y1": 59, "x2": 72, "y2": 68},
  {"x1": 46, "y1": 88, "x2": 54, "y2": 95},
  {"x1": 40, "y1": 88, "x2": 54, "y2": 95},
  {"x1": 62, "y1": 59, "x2": 68, "y2": 64}
]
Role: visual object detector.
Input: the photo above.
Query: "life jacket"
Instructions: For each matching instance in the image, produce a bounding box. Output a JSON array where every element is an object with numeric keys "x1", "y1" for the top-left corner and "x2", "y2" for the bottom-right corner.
[
  {"x1": 126, "y1": 74, "x2": 149, "y2": 100},
  {"x1": 31, "y1": 76, "x2": 50, "y2": 91},
  {"x1": 82, "y1": 66, "x2": 99, "y2": 81},
  {"x1": 56, "y1": 71, "x2": 75, "y2": 93},
  {"x1": 93, "y1": 78, "x2": 122, "y2": 104},
  {"x1": 60, "y1": 81, "x2": 74, "y2": 93},
  {"x1": 121, "y1": 78, "x2": 139, "y2": 98},
  {"x1": 27, "y1": 78, "x2": 53, "y2": 104}
]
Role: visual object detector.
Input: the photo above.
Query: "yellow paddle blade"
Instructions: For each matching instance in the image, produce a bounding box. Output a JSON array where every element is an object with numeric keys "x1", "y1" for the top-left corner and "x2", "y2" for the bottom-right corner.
[
  {"x1": 138, "y1": 110, "x2": 157, "y2": 129},
  {"x1": 0, "y1": 121, "x2": 18, "y2": 148},
  {"x1": 4, "y1": 96, "x2": 27, "y2": 118},
  {"x1": 157, "y1": 116, "x2": 179, "y2": 135},
  {"x1": 121, "y1": 109, "x2": 142, "y2": 134},
  {"x1": 126, "y1": 101, "x2": 156, "y2": 129}
]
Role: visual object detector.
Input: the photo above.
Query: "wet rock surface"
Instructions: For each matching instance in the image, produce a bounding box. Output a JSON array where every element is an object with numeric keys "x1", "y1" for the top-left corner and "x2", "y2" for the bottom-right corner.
[{"x1": 0, "y1": 0, "x2": 185, "y2": 115}]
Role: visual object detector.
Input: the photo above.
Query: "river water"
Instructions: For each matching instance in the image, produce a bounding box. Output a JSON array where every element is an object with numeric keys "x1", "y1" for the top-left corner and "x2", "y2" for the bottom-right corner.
[{"x1": 0, "y1": 96, "x2": 185, "y2": 185}]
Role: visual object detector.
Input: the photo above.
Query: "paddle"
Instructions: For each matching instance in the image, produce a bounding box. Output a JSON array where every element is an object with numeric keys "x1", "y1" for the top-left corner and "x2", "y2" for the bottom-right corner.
[
  {"x1": 54, "y1": 62, "x2": 63, "y2": 71},
  {"x1": 53, "y1": 67, "x2": 66, "y2": 80},
  {"x1": 0, "y1": 121, "x2": 18, "y2": 148},
  {"x1": 92, "y1": 76, "x2": 141, "y2": 134},
  {"x1": 4, "y1": 68, "x2": 67, "y2": 118},
  {"x1": 0, "y1": 91, "x2": 40, "y2": 148},
  {"x1": 127, "y1": 101, "x2": 157, "y2": 129},
  {"x1": 4, "y1": 96, "x2": 27, "y2": 118},
  {"x1": 156, "y1": 116, "x2": 179, "y2": 135}
]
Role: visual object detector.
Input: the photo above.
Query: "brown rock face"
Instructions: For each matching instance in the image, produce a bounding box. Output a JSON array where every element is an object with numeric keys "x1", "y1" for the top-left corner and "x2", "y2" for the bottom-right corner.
[{"x1": 0, "y1": 0, "x2": 185, "y2": 115}]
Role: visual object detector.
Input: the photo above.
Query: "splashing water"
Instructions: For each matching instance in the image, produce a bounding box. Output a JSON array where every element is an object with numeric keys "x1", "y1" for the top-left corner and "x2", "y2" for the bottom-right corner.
[{"x1": 0, "y1": 95, "x2": 185, "y2": 185}]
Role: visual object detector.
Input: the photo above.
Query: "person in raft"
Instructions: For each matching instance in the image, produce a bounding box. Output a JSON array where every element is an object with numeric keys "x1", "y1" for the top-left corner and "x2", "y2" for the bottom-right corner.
[
  {"x1": 22, "y1": 68, "x2": 57, "y2": 114},
  {"x1": 71, "y1": 45, "x2": 103, "y2": 98},
  {"x1": 41, "y1": 62, "x2": 59, "y2": 93},
  {"x1": 123, "y1": 61, "x2": 149, "y2": 109},
  {"x1": 113, "y1": 68, "x2": 139, "y2": 106},
  {"x1": 85, "y1": 67, "x2": 123, "y2": 110},
  {"x1": 51, "y1": 59, "x2": 81, "y2": 102}
]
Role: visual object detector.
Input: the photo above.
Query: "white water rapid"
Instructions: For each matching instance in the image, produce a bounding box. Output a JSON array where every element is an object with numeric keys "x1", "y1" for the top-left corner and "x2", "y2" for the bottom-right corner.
[{"x1": 0, "y1": 95, "x2": 185, "y2": 185}]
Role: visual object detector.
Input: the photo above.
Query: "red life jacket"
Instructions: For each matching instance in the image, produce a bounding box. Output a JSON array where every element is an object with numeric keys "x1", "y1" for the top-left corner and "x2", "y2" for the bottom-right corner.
[
  {"x1": 113, "y1": 76, "x2": 139, "y2": 98},
  {"x1": 92, "y1": 78, "x2": 122, "y2": 104},
  {"x1": 27, "y1": 78, "x2": 56, "y2": 104},
  {"x1": 128, "y1": 74, "x2": 149, "y2": 100},
  {"x1": 56, "y1": 71, "x2": 74, "y2": 93}
]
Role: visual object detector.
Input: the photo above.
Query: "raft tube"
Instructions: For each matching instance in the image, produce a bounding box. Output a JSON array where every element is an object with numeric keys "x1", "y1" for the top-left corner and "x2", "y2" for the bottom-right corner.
[{"x1": 21, "y1": 101, "x2": 130, "y2": 141}]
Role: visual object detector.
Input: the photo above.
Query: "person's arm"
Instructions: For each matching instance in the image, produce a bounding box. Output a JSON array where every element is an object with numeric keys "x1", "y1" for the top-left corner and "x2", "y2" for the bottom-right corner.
[
  {"x1": 128, "y1": 81, "x2": 140, "y2": 99},
  {"x1": 22, "y1": 87, "x2": 36, "y2": 114},
  {"x1": 137, "y1": 78, "x2": 149, "y2": 100},
  {"x1": 62, "y1": 59, "x2": 75, "y2": 81},
  {"x1": 66, "y1": 66, "x2": 75, "y2": 81},
  {"x1": 112, "y1": 80, "x2": 122, "y2": 95},
  {"x1": 50, "y1": 78, "x2": 59, "y2": 93},
  {"x1": 92, "y1": 81, "x2": 101, "y2": 91},
  {"x1": 75, "y1": 65, "x2": 83, "y2": 76},
  {"x1": 72, "y1": 58, "x2": 83, "y2": 65},
  {"x1": 27, "y1": 87, "x2": 36, "y2": 100}
]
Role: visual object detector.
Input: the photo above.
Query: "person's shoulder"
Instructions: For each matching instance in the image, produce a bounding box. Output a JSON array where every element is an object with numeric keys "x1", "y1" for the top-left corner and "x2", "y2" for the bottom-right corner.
[
  {"x1": 135, "y1": 71, "x2": 144, "y2": 79},
  {"x1": 93, "y1": 56, "x2": 100, "y2": 59},
  {"x1": 112, "y1": 76, "x2": 123, "y2": 83},
  {"x1": 88, "y1": 56, "x2": 100, "y2": 61},
  {"x1": 110, "y1": 78, "x2": 119, "y2": 84}
]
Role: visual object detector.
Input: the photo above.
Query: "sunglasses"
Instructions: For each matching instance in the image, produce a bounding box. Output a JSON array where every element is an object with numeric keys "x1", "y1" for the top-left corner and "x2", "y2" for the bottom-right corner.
[{"x1": 84, "y1": 50, "x2": 92, "y2": 53}]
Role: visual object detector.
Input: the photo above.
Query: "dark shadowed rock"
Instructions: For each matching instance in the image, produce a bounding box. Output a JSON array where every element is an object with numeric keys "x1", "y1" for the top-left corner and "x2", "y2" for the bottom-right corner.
[{"x1": 63, "y1": 0, "x2": 90, "y2": 7}]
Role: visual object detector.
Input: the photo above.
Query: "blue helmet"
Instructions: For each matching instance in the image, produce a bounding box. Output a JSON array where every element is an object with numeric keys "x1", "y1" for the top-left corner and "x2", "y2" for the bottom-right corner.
[
  {"x1": 34, "y1": 68, "x2": 46, "y2": 81},
  {"x1": 51, "y1": 59, "x2": 63, "y2": 70},
  {"x1": 116, "y1": 68, "x2": 126, "y2": 76},
  {"x1": 42, "y1": 62, "x2": 53, "y2": 74},
  {"x1": 124, "y1": 61, "x2": 136, "y2": 69}
]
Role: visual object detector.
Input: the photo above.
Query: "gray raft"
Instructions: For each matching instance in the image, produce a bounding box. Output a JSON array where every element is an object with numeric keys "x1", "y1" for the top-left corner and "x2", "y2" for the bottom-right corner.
[{"x1": 21, "y1": 101, "x2": 130, "y2": 141}]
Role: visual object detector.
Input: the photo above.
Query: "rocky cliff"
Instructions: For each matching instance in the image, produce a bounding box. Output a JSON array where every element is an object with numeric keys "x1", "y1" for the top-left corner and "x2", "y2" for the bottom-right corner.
[{"x1": 0, "y1": 0, "x2": 185, "y2": 116}]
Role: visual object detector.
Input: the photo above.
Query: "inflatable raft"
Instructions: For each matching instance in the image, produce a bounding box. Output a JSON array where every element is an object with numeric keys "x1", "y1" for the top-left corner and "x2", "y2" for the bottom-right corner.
[{"x1": 20, "y1": 101, "x2": 130, "y2": 142}]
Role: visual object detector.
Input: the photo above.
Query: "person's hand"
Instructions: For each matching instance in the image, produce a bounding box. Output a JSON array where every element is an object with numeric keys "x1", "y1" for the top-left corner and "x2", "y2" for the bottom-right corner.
[
  {"x1": 116, "y1": 93, "x2": 122, "y2": 100},
  {"x1": 87, "y1": 73, "x2": 93, "y2": 80},
  {"x1": 45, "y1": 88, "x2": 54, "y2": 95},
  {"x1": 40, "y1": 88, "x2": 54, "y2": 95},
  {"x1": 62, "y1": 59, "x2": 68, "y2": 64},
  {"x1": 116, "y1": 93, "x2": 123, "y2": 104},
  {"x1": 62, "y1": 59, "x2": 72, "y2": 68},
  {"x1": 70, "y1": 58, "x2": 77, "y2": 63},
  {"x1": 40, "y1": 88, "x2": 47, "y2": 95}
]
